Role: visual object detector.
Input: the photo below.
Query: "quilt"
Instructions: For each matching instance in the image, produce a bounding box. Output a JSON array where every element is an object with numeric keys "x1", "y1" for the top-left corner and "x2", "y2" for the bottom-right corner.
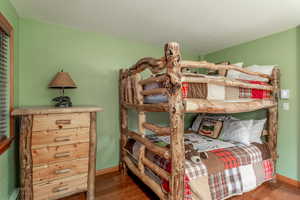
[
  {"x1": 125, "y1": 133, "x2": 274, "y2": 200},
  {"x1": 181, "y1": 81, "x2": 271, "y2": 100},
  {"x1": 143, "y1": 79, "x2": 271, "y2": 104}
]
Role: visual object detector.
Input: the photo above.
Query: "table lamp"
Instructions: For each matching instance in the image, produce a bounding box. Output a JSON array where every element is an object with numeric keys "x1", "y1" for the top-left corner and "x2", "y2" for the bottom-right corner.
[{"x1": 48, "y1": 70, "x2": 77, "y2": 107}]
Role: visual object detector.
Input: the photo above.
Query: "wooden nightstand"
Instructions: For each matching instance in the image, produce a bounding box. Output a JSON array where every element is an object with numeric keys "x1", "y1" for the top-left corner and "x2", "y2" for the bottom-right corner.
[{"x1": 12, "y1": 106, "x2": 103, "y2": 200}]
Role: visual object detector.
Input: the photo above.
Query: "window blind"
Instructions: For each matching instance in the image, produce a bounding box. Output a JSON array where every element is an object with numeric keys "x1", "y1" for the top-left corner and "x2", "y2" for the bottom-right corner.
[{"x1": 0, "y1": 27, "x2": 8, "y2": 142}]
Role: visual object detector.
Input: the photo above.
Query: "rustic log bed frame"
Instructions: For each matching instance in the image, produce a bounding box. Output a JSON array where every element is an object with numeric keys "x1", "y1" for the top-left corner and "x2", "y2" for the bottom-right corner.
[{"x1": 119, "y1": 42, "x2": 280, "y2": 200}]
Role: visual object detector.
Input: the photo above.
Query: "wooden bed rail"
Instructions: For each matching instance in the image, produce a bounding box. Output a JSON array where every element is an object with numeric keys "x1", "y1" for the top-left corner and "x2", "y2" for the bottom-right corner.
[
  {"x1": 123, "y1": 156, "x2": 168, "y2": 200},
  {"x1": 181, "y1": 74, "x2": 274, "y2": 91},
  {"x1": 180, "y1": 60, "x2": 273, "y2": 81},
  {"x1": 126, "y1": 131, "x2": 170, "y2": 160},
  {"x1": 122, "y1": 57, "x2": 166, "y2": 77},
  {"x1": 139, "y1": 75, "x2": 168, "y2": 85},
  {"x1": 143, "y1": 122, "x2": 171, "y2": 135},
  {"x1": 184, "y1": 99, "x2": 276, "y2": 113},
  {"x1": 123, "y1": 103, "x2": 169, "y2": 112}
]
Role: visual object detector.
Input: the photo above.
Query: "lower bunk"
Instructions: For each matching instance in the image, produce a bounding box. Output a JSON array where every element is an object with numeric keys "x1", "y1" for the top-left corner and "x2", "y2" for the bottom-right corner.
[{"x1": 123, "y1": 133, "x2": 275, "y2": 200}]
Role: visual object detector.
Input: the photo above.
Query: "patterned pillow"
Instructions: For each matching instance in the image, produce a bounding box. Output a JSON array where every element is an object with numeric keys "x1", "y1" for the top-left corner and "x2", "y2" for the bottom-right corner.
[
  {"x1": 191, "y1": 114, "x2": 235, "y2": 133},
  {"x1": 198, "y1": 118, "x2": 223, "y2": 139}
]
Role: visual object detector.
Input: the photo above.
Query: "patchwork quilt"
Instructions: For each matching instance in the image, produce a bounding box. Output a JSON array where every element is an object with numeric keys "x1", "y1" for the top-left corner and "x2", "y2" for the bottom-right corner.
[
  {"x1": 182, "y1": 80, "x2": 271, "y2": 100},
  {"x1": 143, "y1": 76, "x2": 271, "y2": 104},
  {"x1": 125, "y1": 133, "x2": 274, "y2": 200}
]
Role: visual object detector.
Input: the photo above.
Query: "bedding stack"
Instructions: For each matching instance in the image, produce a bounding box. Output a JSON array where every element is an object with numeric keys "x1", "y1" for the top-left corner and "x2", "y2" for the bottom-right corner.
[
  {"x1": 182, "y1": 64, "x2": 274, "y2": 101},
  {"x1": 143, "y1": 64, "x2": 275, "y2": 103},
  {"x1": 125, "y1": 114, "x2": 273, "y2": 200}
]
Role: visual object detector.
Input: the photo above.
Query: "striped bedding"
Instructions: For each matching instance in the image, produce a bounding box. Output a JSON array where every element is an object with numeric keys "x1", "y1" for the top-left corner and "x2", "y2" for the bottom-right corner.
[{"x1": 125, "y1": 133, "x2": 274, "y2": 200}]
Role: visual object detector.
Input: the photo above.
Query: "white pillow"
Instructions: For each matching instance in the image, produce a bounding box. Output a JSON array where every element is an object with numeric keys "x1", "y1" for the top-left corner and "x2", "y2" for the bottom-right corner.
[
  {"x1": 249, "y1": 119, "x2": 266, "y2": 144},
  {"x1": 227, "y1": 64, "x2": 275, "y2": 82},
  {"x1": 219, "y1": 120, "x2": 253, "y2": 145},
  {"x1": 239, "y1": 65, "x2": 275, "y2": 82},
  {"x1": 227, "y1": 62, "x2": 243, "y2": 79}
]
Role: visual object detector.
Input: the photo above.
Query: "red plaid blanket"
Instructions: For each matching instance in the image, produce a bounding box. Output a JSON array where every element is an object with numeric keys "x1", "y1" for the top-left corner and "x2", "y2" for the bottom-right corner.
[
  {"x1": 238, "y1": 79, "x2": 271, "y2": 99},
  {"x1": 126, "y1": 134, "x2": 274, "y2": 200}
]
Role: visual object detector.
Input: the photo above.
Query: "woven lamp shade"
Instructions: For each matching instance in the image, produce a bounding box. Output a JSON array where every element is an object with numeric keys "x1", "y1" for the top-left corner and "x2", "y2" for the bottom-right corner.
[{"x1": 49, "y1": 72, "x2": 77, "y2": 89}]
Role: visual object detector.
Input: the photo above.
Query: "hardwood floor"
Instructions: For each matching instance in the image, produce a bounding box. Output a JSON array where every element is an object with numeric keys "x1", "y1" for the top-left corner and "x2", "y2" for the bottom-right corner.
[{"x1": 63, "y1": 171, "x2": 300, "y2": 200}]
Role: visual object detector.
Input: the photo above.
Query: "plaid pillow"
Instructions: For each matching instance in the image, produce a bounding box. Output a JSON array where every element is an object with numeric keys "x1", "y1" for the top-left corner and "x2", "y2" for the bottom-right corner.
[{"x1": 198, "y1": 119, "x2": 223, "y2": 139}]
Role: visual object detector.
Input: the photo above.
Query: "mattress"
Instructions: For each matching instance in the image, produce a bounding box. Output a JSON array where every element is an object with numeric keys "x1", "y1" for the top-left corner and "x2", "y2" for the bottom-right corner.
[
  {"x1": 143, "y1": 77, "x2": 271, "y2": 104},
  {"x1": 125, "y1": 133, "x2": 274, "y2": 200}
]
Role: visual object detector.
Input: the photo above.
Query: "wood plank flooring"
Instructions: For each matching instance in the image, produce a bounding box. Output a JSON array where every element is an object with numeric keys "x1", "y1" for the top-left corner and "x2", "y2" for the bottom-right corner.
[{"x1": 63, "y1": 171, "x2": 300, "y2": 200}]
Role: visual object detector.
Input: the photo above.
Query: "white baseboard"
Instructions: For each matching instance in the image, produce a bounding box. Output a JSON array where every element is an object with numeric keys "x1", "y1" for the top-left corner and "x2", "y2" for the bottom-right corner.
[{"x1": 9, "y1": 188, "x2": 19, "y2": 200}]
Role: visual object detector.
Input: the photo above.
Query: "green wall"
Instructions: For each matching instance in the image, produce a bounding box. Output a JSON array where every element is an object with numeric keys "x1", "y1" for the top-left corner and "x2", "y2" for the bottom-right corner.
[
  {"x1": 205, "y1": 28, "x2": 300, "y2": 181},
  {"x1": 1, "y1": 2, "x2": 299, "y2": 199},
  {"x1": 18, "y1": 18, "x2": 198, "y2": 171},
  {"x1": 0, "y1": 0, "x2": 19, "y2": 199}
]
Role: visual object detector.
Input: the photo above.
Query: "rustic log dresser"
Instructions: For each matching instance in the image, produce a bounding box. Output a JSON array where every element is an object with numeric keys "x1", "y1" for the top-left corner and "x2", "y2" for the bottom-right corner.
[{"x1": 12, "y1": 106, "x2": 103, "y2": 200}]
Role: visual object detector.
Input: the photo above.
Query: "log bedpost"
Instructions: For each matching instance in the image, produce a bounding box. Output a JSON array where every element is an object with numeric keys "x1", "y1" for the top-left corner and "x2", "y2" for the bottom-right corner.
[
  {"x1": 268, "y1": 68, "x2": 280, "y2": 182},
  {"x1": 133, "y1": 73, "x2": 146, "y2": 134},
  {"x1": 165, "y1": 42, "x2": 185, "y2": 200},
  {"x1": 134, "y1": 73, "x2": 147, "y2": 174},
  {"x1": 119, "y1": 69, "x2": 129, "y2": 174}
]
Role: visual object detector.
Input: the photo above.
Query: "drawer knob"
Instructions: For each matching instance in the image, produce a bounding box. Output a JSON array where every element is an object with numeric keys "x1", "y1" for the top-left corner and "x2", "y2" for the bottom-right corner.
[
  {"x1": 55, "y1": 168, "x2": 71, "y2": 175},
  {"x1": 54, "y1": 136, "x2": 71, "y2": 142},
  {"x1": 54, "y1": 152, "x2": 71, "y2": 158},
  {"x1": 53, "y1": 185, "x2": 69, "y2": 193}
]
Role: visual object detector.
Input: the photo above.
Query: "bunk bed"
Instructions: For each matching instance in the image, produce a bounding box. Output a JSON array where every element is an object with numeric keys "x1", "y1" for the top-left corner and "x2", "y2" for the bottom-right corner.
[{"x1": 119, "y1": 42, "x2": 279, "y2": 200}]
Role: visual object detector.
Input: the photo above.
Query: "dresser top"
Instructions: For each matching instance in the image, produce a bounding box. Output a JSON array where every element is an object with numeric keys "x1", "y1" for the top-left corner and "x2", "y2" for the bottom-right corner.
[{"x1": 12, "y1": 106, "x2": 103, "y2": 116}]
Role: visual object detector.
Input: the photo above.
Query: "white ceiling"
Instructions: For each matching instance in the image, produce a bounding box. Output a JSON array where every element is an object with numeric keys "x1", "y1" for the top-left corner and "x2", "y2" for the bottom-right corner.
[{"x1": 10, "y1": 0, "x2": 300, "y2": 54}]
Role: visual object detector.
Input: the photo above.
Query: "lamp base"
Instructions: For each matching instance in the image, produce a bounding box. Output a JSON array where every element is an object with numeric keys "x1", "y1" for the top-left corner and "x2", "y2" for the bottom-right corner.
[{"x1": 52, "y1": 96, "x2": 73, "y2": 107}]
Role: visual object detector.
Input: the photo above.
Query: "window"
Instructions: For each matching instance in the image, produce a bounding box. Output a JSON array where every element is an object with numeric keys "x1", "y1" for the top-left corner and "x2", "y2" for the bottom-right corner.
[
  {"x1": 0, "y1": 27, "x2": 9, "y2": 142},
  {"x1": 0, "y1": 12, "x2": 14, "y2": 155}
]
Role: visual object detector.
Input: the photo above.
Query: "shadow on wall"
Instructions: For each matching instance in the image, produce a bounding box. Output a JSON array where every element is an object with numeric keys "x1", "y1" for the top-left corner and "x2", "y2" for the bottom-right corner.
[{"x1": 297, "y1": 26, "x2": 300, "y2": 182}]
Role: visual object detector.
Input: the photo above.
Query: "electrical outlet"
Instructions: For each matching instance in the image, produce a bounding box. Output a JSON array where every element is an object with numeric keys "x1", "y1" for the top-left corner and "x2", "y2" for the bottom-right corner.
[
  {"x1": 280, "y1": 89, "x2": 290, "y2": 99},
  {"x1": 282, "y1": 102, "x2": 289, "y2": 110}
]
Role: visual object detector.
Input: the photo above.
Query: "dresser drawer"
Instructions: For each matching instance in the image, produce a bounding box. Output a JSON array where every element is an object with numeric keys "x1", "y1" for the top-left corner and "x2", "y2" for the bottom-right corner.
[
  {"x1": 32, "y1": 113, "x2": 90, "y2": 131},
  {"x1": 33, "y1": 174, "x2": 87, "y2": 200},
  {"x1": 32, "y1": 143, "x2": 89, "y2": 165},
  {"x1": 33, "y1": 158, "x2": 89, "y2": 183},
  {"x1": 32, "y1": 128, "x2": 90, "y2": 149}
]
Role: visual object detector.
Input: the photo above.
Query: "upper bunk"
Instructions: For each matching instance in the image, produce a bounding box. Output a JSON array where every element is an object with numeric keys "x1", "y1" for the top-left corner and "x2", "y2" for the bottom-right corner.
[{"x1": 119, "y1": 42, "x2": 280, "y2": 114}]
